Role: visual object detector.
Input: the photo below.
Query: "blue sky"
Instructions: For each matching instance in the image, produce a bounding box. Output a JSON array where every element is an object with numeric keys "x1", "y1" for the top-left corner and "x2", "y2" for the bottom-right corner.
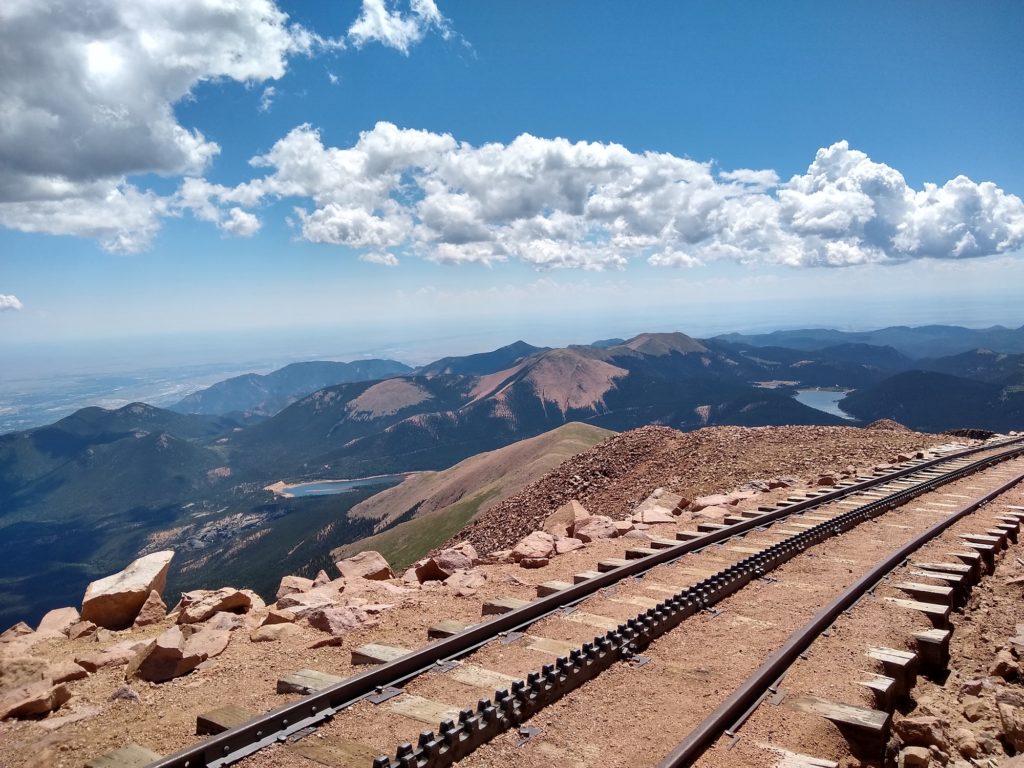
[{"x1": 1, "y1": 1, "x2": 1023, "y2": 362}]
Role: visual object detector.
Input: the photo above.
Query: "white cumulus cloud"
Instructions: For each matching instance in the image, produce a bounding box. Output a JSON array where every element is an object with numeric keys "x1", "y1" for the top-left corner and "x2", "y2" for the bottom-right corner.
[
  {"x1": 0, "y1": 0, "x2": 335, "y2": 251},
  {"x1": 191, "y1": 124, "x2": 1024, "y2": 270},
  {"x1": 0, "y1": 294, "x2": 23, "y2": 312},
  {"x1": 360, "y1": 251, "x2": 400, "y2": 266},
  {"x1": 348, "y1": 0, "x2": 450, "y2": 54}
]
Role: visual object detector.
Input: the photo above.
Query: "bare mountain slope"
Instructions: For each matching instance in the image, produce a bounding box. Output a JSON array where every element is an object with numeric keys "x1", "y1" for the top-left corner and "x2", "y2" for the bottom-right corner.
[{"x1": 331, "y1": 422, "x2": 613, "y2": 568}]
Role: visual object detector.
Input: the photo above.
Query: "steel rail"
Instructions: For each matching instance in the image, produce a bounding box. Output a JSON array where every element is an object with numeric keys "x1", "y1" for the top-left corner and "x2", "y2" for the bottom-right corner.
[
  {"x1": 369, "y1": 442, "x2": 1024, "y2": 767},
  {"x1": 656, "y1": 467, "x2": 1024, "y2": 767},
  {"x1": 145, "y1": 436, "x2": 1024, "y2": 768}
]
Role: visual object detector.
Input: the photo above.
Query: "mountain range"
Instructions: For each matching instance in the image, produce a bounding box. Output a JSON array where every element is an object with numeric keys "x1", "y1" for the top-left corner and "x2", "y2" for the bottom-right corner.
[{"x1": 2, "y1": 324, "x2": 1023, "y2": 628}]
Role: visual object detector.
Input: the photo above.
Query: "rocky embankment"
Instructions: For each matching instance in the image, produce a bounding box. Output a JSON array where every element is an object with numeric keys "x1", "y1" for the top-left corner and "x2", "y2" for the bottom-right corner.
[{"x1": 448, "y1": 424, "x2": 948, "y2": 554}]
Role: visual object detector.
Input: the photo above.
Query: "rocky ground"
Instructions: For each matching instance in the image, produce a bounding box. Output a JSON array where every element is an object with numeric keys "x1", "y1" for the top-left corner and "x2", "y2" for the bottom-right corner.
[
  {"x1": 0, "y1": 423, "x2": 980, "y2": 767},
  {"x1": 448, "y1": 424, "x2": 949, "y2": 554}
]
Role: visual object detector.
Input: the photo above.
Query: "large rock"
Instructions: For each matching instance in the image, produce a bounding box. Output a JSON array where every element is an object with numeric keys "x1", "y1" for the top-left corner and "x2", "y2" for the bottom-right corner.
[
  {"x1": 335, "y1": 551, "x2": 394, "y2": 581},
  {"x1": 0, "y1": 622, "x2": 33, "y2": 641},
  {"x1": 127, "y1": 627, "x2": 204, "y2": 682},
  {"x1": 894, "y1": 715, "x2": 950, "y2": 751},
  {"x1": 543, "y1": 500, "x2": 591, "y2": 536},
  {"x1": 37, "y1": 607, "x2": 80, "y2": 635},
  {"x1": 81, "y1": 550, "x2": 174, "y2": 630},
  {"x1": 573, "y1": 515, "x2": 618, "y2": 543},
  {"x1": 631, "y1": 508, "x2": 676, "y2": 524},
  {"x1": 414, "y1": 544, "x2": 478, "y2": 582},
  {"x1": 512, "y1": 531, "x2": 556, "y2": 561},
  {"x1": 306, "y1": 606, "x2": 372, "y2": 637},
  {"x1": 74, "y1": 639, "x2": 147, "y2": 672},
  {"x1": 176, "y1": 587, "x2": 261, "y2": 624},
  {"x1": 276, "y1": 580, "x2": 346, "y2": 618},
  {"x1": 276, "y1": 575, "x2": 314, "y2": 600},
  {"x1": 0, "y1": 680, "x2": 71, "y2": 720},
  {"x1": 133, "y1": 590, "x2": 167, "y2": 627},
  {"x1": 690, "y1": 494, "x2": 736, "y2": 511},
  {"x1": 0, "y1": 655, "x2": 50, "y2": 690},
  {"x1": 184, "y1": 628, "x2": 230, "y2": 660},
  {"x1": 251, "y1": 624, "x2": 300, "y2": 642},
  {"x1": 692, "y1": 505, "x2": 732, "y2": 522}
]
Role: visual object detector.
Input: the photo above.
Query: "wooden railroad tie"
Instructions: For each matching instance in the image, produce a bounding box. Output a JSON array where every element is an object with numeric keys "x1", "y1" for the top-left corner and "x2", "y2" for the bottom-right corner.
[
  {"x1": 287, "y1": 737, "x2": 380, "y2": 766},
  {"x1": 481, "y1": 596, "x2": 530, "y2": 616},
  {"x1": 574, "y1": 570, "x2": 602, "y2": 583},
  {"x1": 277, "y1": 668, "x2": 344, "y2": 695},
  {"x1": 858, "y1": 673, "x2": 897, "y2": 712},
  {"x1": 867, "y1": 647, "x2": 918, "y2": 697},
  {"x1": 882, "y1": 597, "x2": 950, "y2": 628},
  {"x1": 537, "y1": 580, "x2": 572, "y2": 597},
  {"x1": 893, "y1": 581, "x2": 954, "y2": 608},
  {"x1": 427, "y1": 619, "x2": 472, "y2": 639},
  {"x1": 913, "y1": 628, "x2": 952, "y2": 673},
  {"x1": 785, "y1": 695, "x2": 889, "y2": 758},
  {"x1": 597, "y1": 558, "x2": 631, "y2": 572},
  {"x1": 196, "y1": 704, "x2": 257, "y2": 735},
  {"x1": 352, "y1": 643, "x2": 410, "y2": 666},
  {"x1": 85, "y1": 745, "x2": 163, "y2": 768}
]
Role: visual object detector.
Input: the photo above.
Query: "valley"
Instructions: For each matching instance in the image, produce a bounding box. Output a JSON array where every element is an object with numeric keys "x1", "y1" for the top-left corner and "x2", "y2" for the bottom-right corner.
[{"x1": 2, "y1": 324, "x2": 1023, "y2": 630}]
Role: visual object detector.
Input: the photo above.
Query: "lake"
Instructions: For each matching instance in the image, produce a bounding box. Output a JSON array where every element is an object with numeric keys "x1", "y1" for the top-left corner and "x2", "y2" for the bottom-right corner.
[
  {"x1": 270, "y1": 474, "x2": 410, "y2": 498},
  {"x1": 793, "y1": 388, "x2": 856, "y2": 420}
]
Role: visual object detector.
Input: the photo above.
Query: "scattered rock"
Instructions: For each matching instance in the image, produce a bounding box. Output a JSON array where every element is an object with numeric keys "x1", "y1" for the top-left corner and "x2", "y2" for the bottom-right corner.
[
  {"x1": 518, "y1": 557, "x2": 550, "y2": 569},
  {"x1": 81, "y1": 550, "x2": 174, "y2": 630},
  {"x1": 997, "y1": 689, "x2": 1024, "y2": 751},
  {"x1": 37, "y1": 607, "x2": 80, "y2": 635},
  {"x1": 414, "y1": 544, "x2": 478, "y2": 582},
  {"x1": 184, "y1": 628, "x2": 230, "y2": 660},
  {"x1": 950, "y1": 727, "x2": 979, "y2": 759},
  {"x1": 614, "y1": 520, "x2": 635, "y2": 536},
  {"x1": 127, "y1": 627, "x2": 204, "y2": 683},
  {"x1": 894, "y1": 715, "x2": 950, "y2": 751},
  {"x1": 335, "y1": 551, "x2": 394, "y2": 581},
  {"x1": 251, "y1": 624, "x2": 301, "y2": 642},
  {"x1": 109, "y1": 685, "x2": 140, "y2": 703},
  {"x1": 898, "y1": 746, "x2": 931, "y2": 767},
  {"x1": 0, "y1": 680, "x2": 71, "y2": 720},
  {"x1": 0, "y1": 622, "x2": 33, "y2": 641},
  {"x1": 49, "y1": 661, "x2": 88, "y2": 684},
  {"x1": 511, "y1": 531, "x2": 556, "y2": 561},
  {"x1": 276, "y1": 581, "x2": 346, "y2": 618},
  {"x1": 816, "y1": 474, "x2": 836, "y2": 486},
  {"x1": 554, "y1": 536, "x2": 585, "y2": 555},
  {"x1": 690, "y1": 494, "x2": 736, "y2": 511},
  {"x1": 573, "y1": 515, "x2": 618, "y2": 542},
  {"x1": 203, "y1": 611, "x2": 250, "y2": 632},
  {"x1": 692, "y1": 505, "x2": 732, "y2": 522},
  {"x1": 306, "y1": 606, "x2": 372, "y2": 637},
  {"x1": 67, "y1": 621, "x2": 97, "y2": 640},
  {"x1": 444, "y1": 570, "x2": 486, "y2": 592},
  {"x1": 276, "y1": 575, "x2": 314, "y2": 600},
  {"x1": 631, "y1": 508, "x2": 676, "y2": 524},
  {"x1": 312, "y1": 570, "x2": 331, "y2": 587},
  {"x1": 543, "y1": 499, "x2": 591, "y2": 536},
  {"x1": 133, "y1": 590, "x2": 167, "y2": 627},
  {"x1": 74, "y1": 644, "x2": 138, "y2": 672},
  {"x1": 990, "y1": 648, "x2": 1020, "y2": 679},
  {"x1": 176, "y1": 587, "x2": 260, "y2": 624},
  {"x1": 261, "y1": 609, "x2": 296, "y2": 626}
]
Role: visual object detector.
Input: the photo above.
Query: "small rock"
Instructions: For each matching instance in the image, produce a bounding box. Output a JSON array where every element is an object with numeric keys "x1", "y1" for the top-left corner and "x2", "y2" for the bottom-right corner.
[
  {"x1": 573, "y1": 515, "x2": 617, "y2": 542},
  {"x1": 176, "y1": 588, "x2": 258, "y2": 624},
  {"x1": 109, "y1": 685, "x2": 140, "y2": 703},
  {"x1": 251, "y1": 624, "x2": 300, "y2": 642},
  {"x1": 261, "y1": 609, "x2": 296, "y2": 626},
  {"x1": 553, "y1": 536, "x2": 585, "y2": 555},
  {"x1": 692, "y1": 505, "x2": 731, "y2": 522},
  {"x1": 895, "y1": 715, "x2": 950, "y2": 751},
  {"x1": 0, "y1": 681, "x2": 71, "y2": 720},
  {"x1": 276, "y1": 581, "x2": 346, "y2": 618},
  {"x1": 518, "y1": 557, "x2": 550, "y2": 569},
  {"x1": 899, "y1": 746, "x2": 931, "y2": 767},
  {"x1": 614, "y1": 520, "x2": 635, "y2": 536},
  {"x1": 335, "y1": 551, "x2": 394, "y2": 581},
  {"x1": 950, "y1": 727, "x2": 979, "y2": 759},
  {"x1": 444, "y1": 570, "x2": 486, "y2": 591},
  {"x1": 415, "y1": 544, "x2": 477, "y2": 582},
  {"x1": 67, "y1": 621, "x2": 97, "y2": 640},
  {"x1": 312, "y1": 570, "x2": 331, "y2": 587},
  {"x1": 37, "y1": 607, "x2": 81, "y2": 635},
  {"x1": 276, "y1": 575, "x2": 314, "y2": 600},
  {"x1": 631, "y1": 508, "x2": 676, "y2": 524},
  {"x1": 127, "y1": 626, "x2": 204, "y2": 683},
  {"x1": 543, "y1": 500, "x2": 591, "y2": 537},
  {"x1": 690, "y1": 494, "x2": 736, "y2": 511},
  {"x1": 989, "y1": 648, "x2": 1020, "y2": 679},
  {"x1": 306, "y1": 606, "x2": 372, "y2": 637},
  {"x1": 49, "y1": 661, "x2": 88, "y2": 684},
  {"x1": 512, "y1": 531, "x2": 556, "y2": 561},
  {"x1": 203, "y1": 611, "x2": 250, "y2": 632},
  {"x1": 133, "y1": 590, "x2": 167, "y2": 627},
  {"x1": 0, "y1": 622, "x2": 34, "y2": 641},
  {"x1": 816, "y1": 474, "x2": 837, "y2": 486}
]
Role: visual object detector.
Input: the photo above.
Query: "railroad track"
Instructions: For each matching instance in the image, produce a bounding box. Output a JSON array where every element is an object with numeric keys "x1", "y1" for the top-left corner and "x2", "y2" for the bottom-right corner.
[{"x1": 113, "y1": 435, "x2": 1024, "y2": 768}]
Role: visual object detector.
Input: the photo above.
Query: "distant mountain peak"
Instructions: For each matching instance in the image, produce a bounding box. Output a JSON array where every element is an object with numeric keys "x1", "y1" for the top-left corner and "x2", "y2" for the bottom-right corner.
[{"x1": 619, "y1": 331, "x2": 708, "y2": 356}]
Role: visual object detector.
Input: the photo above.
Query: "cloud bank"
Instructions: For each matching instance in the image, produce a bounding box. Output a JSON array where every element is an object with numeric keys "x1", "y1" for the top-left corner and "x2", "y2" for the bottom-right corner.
[
  {"x1": 190, "y1": 123, "x2": 1024, "y2": 269},
  {"x1": 0, "y1": 294, "x2": 23, "y2": 312},
  {"x1": 0, "y1": 0, "x2": 335, "y2": 252}
]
